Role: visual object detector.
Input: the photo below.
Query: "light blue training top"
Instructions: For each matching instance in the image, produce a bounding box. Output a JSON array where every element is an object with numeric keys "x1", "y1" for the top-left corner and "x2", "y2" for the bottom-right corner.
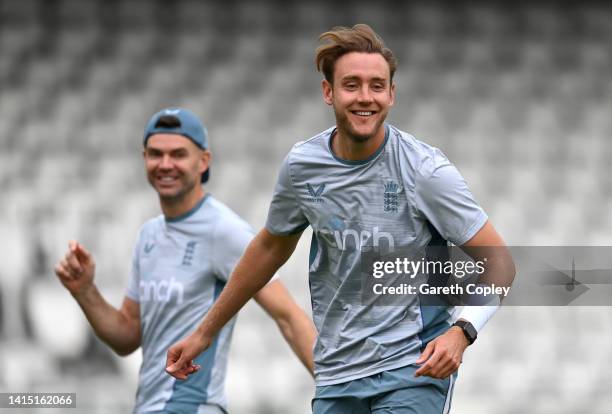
[
  {"x1": 126, "y1": 193, "x2": 254, "y2": 413},
  {"x1": 266, "y1": 124, "x2": 487, "y2": 386}
]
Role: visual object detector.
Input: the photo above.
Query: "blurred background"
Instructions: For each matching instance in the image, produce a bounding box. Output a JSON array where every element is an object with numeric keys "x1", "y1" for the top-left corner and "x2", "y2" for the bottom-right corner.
[{"x1": 1, "y1": 0, "x2": 611, "y2": 412}]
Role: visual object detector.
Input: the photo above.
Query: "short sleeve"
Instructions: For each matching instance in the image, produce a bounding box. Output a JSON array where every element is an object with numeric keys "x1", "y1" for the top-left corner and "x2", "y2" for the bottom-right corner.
[
  {"x1": 265, "y1": 154, "x2": 309, "y2": 235},
  {"x1": 125, "y1": 232, "x2": 142, "y2": 302},
  {"x1": 213, "y1": 218, "x2": 255, "y2": 282},
  {"x1": 415, "y1": 148, "x2": 488, "y2": 245}
]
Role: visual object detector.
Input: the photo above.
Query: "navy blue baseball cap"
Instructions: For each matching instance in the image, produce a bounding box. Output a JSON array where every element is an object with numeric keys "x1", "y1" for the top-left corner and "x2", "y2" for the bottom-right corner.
[{"x1": 143, "y1": 107, "x2": 210, "y2": 183}]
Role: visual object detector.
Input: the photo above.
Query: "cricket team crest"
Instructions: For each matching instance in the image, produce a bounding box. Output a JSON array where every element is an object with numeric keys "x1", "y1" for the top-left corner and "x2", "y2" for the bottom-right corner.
[
  {"x1": 182, "y1": 241, "x2": 197, "y2": 266},
  {"x1": 384, "y1": 181, "x2": 400, "y2": 212}
]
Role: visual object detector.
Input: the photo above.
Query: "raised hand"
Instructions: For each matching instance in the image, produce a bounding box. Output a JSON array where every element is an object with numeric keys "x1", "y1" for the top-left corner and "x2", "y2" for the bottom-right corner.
[{"x1": 54, "y1": 240, "x2": 96, "y2": 296}]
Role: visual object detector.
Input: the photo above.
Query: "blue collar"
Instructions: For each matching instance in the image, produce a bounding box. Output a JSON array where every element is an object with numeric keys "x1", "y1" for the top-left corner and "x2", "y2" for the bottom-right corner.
[
  {"x1": 165, "y1": 193, "x2": 210, "y2": 223},
  {"x1": 328, "y1": 124, "x2": 390, "y2": 165}
]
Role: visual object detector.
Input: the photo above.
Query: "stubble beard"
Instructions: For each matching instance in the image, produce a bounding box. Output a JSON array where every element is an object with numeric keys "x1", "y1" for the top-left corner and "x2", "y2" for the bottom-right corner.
[
  {"x1": 151, "y1": 174, "x2": 198, "y2": 206},
  {"x1": 334, "y1": 106, "x2": 386, "y2": 144}
]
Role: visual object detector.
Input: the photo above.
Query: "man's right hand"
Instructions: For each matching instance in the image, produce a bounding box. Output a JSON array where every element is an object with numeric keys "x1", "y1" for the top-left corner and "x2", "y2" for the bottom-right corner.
[
  {"x1": 165, "y1": 228, "x2": 298, "y2": 380},
  {"x1": 165, "y1": 333, "x2": 210, "y2": 380},
  {"x1": 54, "y1": 240, "x2": 96, "y2": 296}
]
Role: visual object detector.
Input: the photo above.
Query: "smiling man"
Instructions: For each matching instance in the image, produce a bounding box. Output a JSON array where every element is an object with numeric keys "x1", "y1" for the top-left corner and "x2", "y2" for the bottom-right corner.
[
  {"x1": 54, "y1": 108, "x2": 316, "y2": 414},
  {"x1": 166, "y1": 25, "x2": 514, "y2": 414}
]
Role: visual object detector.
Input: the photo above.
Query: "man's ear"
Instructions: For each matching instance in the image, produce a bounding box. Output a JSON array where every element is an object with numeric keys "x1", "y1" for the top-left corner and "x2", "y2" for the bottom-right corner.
[
  {"x1": 389, "y1": 82, "x2": 395, "y2": 107},
  {"x1": 322, "y1": 79, "x2": 333, "y2": 106},
  {"x1": 200, "y1": 150, "x2": 212, "y2": 174}
]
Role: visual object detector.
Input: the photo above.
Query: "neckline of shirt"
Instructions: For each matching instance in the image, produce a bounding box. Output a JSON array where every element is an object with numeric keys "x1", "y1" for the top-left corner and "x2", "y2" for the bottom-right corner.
[
  {"x1": 165, "y1": 192, "x2": 211, "y2": 223},
  {"x1": 327, "y1": 123, "x2": 390, "y2": 166}
]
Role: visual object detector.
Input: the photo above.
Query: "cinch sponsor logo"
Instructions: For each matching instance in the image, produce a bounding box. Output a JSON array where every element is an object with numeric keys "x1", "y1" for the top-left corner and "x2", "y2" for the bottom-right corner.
[
  {"x1": 319, "y1": 227, "x2": 395, "y2": 251},
  {"x1": 139, "y1": 278, "x2": 184, "y2": 304},
  {"x1": 306, "y1": 183, "x2": 326, "y2": 203}
]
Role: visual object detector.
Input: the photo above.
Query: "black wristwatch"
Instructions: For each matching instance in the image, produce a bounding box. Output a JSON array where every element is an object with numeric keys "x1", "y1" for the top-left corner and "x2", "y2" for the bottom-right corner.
[{"x1": 453, "y1": 320, "x2": 477, "y2": 345}]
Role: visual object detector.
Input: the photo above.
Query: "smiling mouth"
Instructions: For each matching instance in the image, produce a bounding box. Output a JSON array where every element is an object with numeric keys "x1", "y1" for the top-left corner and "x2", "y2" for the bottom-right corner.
[
  {"x1": 156, "y1": 176, "x2": 179, "y2": 184},
  {"x1": 351, "y1": 110, "x2": 376, "y2": 117}
]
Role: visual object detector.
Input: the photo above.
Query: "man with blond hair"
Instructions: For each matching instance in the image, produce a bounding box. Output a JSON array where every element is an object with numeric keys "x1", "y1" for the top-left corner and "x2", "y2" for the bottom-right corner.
[{"x1": 166, "y1": 26, "x2": 513, "y2": 413}]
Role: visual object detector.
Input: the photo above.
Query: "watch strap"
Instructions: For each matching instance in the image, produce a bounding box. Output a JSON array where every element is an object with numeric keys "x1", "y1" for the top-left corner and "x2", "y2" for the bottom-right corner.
[{"x1": 453, "y1": 320, "x2": 477, "y2": 345}]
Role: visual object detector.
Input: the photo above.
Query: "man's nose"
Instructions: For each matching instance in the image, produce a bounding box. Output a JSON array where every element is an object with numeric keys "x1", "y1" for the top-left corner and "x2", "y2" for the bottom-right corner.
[
  {"x1": 357, "y1": 85, "x2": 373, "y2": 103},
  {"x1": 159, "y1": 155, "x2": 173, "y2": 169}
]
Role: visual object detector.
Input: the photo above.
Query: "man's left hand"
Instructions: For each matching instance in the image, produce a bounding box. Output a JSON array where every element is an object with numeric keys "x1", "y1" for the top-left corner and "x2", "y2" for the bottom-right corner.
[{"x1": 414, "y1": 326, "x2": 469, "y2": 379}]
